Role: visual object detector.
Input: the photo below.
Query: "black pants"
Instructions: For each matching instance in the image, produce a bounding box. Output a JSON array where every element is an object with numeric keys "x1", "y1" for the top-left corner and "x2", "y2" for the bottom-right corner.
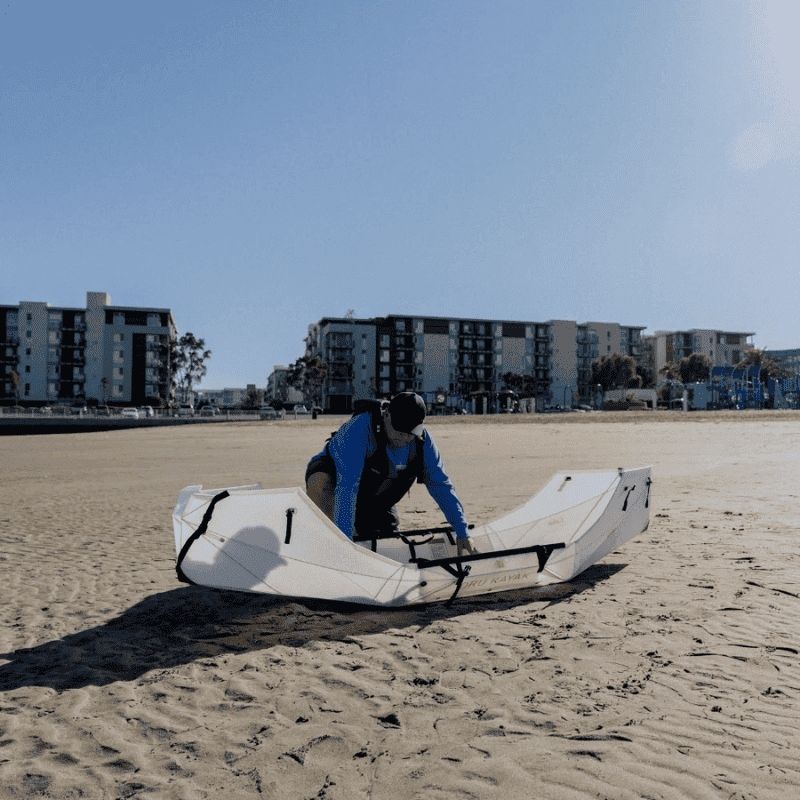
[{"x1": 305, "y1": 453, "x2": 401, "y2": 539}]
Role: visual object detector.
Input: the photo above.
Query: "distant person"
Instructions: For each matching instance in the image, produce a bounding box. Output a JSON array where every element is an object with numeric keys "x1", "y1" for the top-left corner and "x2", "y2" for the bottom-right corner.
[{"x1": 305, "y1": 392, "x2": 476, "y2": 554}]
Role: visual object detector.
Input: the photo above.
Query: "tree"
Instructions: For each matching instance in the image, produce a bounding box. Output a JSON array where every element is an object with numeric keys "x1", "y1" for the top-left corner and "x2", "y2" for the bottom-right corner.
[
  {"x1": 658, "y1": 361, "x2": 680, "y2": 382},
  {"x1": 242, "y1": 386, "x2": 260, "y2": 410},
  {"x1": 286, "y1": 355, "x2": 327, "y2": 408},
  {"x1": 636, "y1": 364, "x2": 655, "y2": 389},
  {"x1": 737, "y1": 348, "x2": 788, "y2": 383},
  {"x1": 591, "y1": 354, "x2": 640, "y2": 391},
  {"x1": 501, "y1": 372, "x2": 537, "y2": 397},
  {"x1": 678, "y1": 353, "x2": 711, "y2": 384},
  {"x1": 173, "y1": 333, "x2": 212, "y2": 404},
  {"x1": 9, "y1": 368, "x2": 20, "y2": 403}
]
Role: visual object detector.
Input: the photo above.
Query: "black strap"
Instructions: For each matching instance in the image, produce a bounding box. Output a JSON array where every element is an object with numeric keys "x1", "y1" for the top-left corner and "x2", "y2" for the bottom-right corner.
[
  {"x1": 445, "y1": 562, "x2": 472, "y2": 605},
  {"x1": 284, "y1": 507, "x2": 296, "y2": 544},
  {"x1": 621, "y1": 484, "x2": 636, "y2": 511},
  {"x1": 536, "y1": 543, "x2": 561, "y2": 571},
  {"x1": 645, "y1": 477, "x2": 652, "y2": 508},
  {"x1": 175, "y1": 490, "x2": 230, "y2": 584}
]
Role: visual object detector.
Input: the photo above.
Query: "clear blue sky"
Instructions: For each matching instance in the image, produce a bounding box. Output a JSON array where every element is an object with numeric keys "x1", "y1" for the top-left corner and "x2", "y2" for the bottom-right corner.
[{"x1": 2, "y1": 1, "x2": 798, "y2": 387}]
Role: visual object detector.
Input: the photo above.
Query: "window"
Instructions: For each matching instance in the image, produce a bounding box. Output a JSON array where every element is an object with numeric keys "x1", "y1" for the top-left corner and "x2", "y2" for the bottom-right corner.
[
  {"x1": 379, "y1": 350, "x2": 390, "y2": 363},
  {"x1": 25, "y1": 348, "x2": 31, "y2": 356},
  {"x1": 113, "y1": 333, "x2": 124, "y2": 343},
  {"x1": 24, "y1": 383, "x2": 30, "y2": 395},
  {"x1": 114, "y1": 367, "x2": 124, "y2": 378},
  {"x1": 24, "y1": 365, "x2": 30, "y2": 373}
]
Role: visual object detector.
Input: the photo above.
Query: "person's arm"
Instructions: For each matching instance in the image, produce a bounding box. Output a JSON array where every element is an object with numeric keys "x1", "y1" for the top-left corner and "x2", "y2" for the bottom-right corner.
[
  {"x1": 422, "y1": 433, "x2": 470, "y2": 540},
  {"x1": 327, "y1": 414, "x2": 371, "y2": 538}
]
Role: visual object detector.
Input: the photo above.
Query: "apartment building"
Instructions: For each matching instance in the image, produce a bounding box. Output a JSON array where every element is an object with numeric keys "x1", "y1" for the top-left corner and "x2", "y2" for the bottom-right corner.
[
  {"x1": 304, "y1": 316, "x2": 379, "y2": 413},
  {"x1": 1, "y1": 291, "x2": 176, "y2": 406},
  {"x1": 646, "y1": 329, "x2": 755, "y2": 378},
  {"x1": 765, "y1": 348, "x2": 800, "y2": 375},
  {"x1": 304, "y1": 314, "x2": 645, "y2": 412},
  {"x1": 265, "y1": 365, "x2": 305, "y2": 406}
]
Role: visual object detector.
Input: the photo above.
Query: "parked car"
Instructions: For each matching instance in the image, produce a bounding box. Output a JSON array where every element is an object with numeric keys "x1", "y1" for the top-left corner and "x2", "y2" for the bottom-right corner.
[
  {"x1": 259, "y1": 405, "x2": 279, "y2": 420},
  {"x1": 38, "y1": 406, "x2": 53, "y2": 415},
  {"x1": 177, "y1": 404, "x2": 195, "y2": 417},
  {"x1": 199, "y1": 406, "x2": 219, "y2": 416},
  {"x1": 71, "y1": 403, "x2": 88, "y2": 416},
  {"x1": 292, "y1": 404, "x2": 311, "y2": 416},
  {"x1": 120, "y1": 407, "x2": 140, "y2": 419},
  {"x1": 96, "y1": 405, "x2": 111, "y2": 416},
  {"x1": 139, "y1": 405, "x2": 155, "y2": 418}
]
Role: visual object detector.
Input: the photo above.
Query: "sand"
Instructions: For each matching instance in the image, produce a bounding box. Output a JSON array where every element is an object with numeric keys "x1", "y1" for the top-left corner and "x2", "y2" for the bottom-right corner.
[{"x1": 1, "y1": 411, "x2": 799, "y2": 799}]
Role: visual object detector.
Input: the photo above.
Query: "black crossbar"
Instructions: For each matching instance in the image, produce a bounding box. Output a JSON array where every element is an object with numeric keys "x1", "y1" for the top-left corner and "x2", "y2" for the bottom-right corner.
[
  {"x1": 353, "y1": 522, "x2": 474, "y2": 543},
  {"x1": 413, "y1": 542, "x2": 565, "y2": 571}
]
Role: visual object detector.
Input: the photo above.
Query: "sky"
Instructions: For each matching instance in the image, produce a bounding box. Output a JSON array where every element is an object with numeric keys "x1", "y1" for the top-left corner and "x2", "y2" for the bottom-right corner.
[{"x1": 2, "y1": 1, "x2": 798, "y2": 387}]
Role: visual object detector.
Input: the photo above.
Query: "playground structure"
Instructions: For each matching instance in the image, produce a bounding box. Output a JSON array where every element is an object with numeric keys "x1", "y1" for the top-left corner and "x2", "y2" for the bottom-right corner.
[{"x1": 702, "y1": 366, "x2": 800, "y2": 410}]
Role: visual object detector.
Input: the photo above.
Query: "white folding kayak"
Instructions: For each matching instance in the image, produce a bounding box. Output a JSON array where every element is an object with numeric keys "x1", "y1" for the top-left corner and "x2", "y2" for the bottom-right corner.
[{"x1": 172, "y1": 467, "x2": 651, "y2": 606}]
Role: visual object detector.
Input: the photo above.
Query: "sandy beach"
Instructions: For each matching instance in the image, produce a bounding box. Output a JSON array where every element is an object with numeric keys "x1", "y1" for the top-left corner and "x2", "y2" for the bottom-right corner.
[{"x1": 1, "y1": 411, "x2": 799, "y2": 799}]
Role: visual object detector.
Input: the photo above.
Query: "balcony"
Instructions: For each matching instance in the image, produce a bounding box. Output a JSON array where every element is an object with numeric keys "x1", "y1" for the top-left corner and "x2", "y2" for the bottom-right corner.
[
  {"x1": 327, "y1": 347, "x2": 353, "y2": 364},
  {"x1": 326, "y1": 333, "x2": 354, "y2": 348},
  {"x1": 61, "y1": 353, "x2": 85, "y2": 366},
  {"x1": 329, "y1": 365, "x2": 354, "y2": 380},
  {"x1": 393, "y1": 350, "x2": 414, "y2": 364}
]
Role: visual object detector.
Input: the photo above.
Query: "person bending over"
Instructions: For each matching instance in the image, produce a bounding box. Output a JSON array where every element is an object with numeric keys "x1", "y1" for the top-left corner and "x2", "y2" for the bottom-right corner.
[{"x1": 305, "y1": 392, "x2": 476, "y2": 554}]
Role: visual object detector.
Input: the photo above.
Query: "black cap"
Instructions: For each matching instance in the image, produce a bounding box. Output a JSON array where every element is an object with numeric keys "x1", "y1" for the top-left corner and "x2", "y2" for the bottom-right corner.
[{"x1": 388, "y1": 392, "x2": 426, "y2": 437}]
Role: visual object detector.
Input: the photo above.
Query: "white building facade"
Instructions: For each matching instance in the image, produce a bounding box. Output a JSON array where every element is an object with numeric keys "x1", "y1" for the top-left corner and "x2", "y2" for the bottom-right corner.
[
  {"x1": 1, "y1": 291, "x2": 176, "y2": 406},
  {"x1": 304, "y1": 314, "x2": 646, "y2": 413},
  {"x1": 647, "y1": 329, "x2": 755, "y2": 377}
]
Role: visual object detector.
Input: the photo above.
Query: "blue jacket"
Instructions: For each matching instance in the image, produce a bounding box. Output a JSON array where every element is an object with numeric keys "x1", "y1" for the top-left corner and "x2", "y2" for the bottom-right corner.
[{"x1": 311, "y1": 413, "x2": 469, "y2": 540}]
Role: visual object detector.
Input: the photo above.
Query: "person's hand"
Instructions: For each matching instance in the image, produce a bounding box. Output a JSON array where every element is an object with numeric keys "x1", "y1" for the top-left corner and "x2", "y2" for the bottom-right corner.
[{"x1": 457, "y1": 538, "x2": 478, "y2": 556}]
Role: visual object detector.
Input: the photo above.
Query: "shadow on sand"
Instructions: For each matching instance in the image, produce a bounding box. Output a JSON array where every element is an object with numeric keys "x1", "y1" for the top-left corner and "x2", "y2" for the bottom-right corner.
[{"x1": 0, "y1": 563, "x2": 624, "y2": 693}]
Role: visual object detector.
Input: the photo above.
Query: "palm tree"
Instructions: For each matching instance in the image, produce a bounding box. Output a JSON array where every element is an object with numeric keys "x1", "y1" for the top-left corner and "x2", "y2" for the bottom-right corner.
[
  {"x1": 737, "y1": 348, "x2": 788, "y2": 383},
  {"x1": 678, "y1": 353, "x2": 711, "y2": 384}
]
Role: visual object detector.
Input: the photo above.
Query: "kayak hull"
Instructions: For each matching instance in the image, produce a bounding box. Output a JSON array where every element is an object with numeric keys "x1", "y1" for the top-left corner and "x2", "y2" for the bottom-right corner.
[{"x1": 172, "y1": 467, "x2": 651, "y2": 606}]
